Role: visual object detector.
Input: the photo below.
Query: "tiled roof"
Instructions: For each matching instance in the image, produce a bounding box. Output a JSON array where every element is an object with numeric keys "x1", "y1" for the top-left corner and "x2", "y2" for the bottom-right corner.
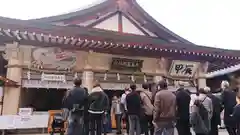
[{"x1": 206, "y1": 64, "x2": 240, "y2": 78}]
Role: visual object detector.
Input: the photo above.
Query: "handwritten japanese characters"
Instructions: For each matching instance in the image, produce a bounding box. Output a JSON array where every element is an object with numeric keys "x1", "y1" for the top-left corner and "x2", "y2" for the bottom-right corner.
[{"x1": 169, "y1": 60, "x2": 199, "y2": 78}]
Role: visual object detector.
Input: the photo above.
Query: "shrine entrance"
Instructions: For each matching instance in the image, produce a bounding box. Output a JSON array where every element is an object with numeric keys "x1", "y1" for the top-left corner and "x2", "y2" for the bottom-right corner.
[{"x1": 20, "y1": 88, "x2": 67, "y2": 112}]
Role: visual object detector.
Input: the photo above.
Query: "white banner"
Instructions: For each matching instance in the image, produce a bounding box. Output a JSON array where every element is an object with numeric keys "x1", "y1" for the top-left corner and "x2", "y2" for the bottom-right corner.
[
  {"x1": 100, "y1": 83, "x2": 141, "y2": 90},
  {"x1": 22, "y1": 80, "x2": 73, "y2": 89},
  {"x1": 41, "y1": 73, "x2": 66, "y2": 82}
]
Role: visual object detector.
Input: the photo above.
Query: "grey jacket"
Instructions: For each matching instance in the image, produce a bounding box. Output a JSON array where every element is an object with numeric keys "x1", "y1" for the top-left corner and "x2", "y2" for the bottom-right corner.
[
  {"x1": 190, "y1": 105, "x2": 209, "y2": 134},
  {"x1": 190, "y1": 94, "x2": 212, "y2": 134}
]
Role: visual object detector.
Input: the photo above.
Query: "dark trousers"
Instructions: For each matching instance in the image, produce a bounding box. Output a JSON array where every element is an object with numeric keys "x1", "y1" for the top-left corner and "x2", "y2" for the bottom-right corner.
[
  {"x1": 209, "y1": 122, "x2": 218, "y2": 135},
  {"x1": 89, "y1": 113, "x2": 103, "y2": 135},
  {"x1": 176, "y1": 119, "x2": 192, "y2": 135},
  {"x1": 196, "y1": 134, "x2": 207, "y2": 135},
  {"x1": 84, "y1": 112, "x2": 89, "y2": 135},
  {"x1": 115, "y1": 114, "x2": 122, "y2": 134},
  {"x1": 141, "y1": 115, "x2": 154, "y2": 135},
  {"x1": 124, "y1": 111, "x2": 129, "y2": 133},
  {"x1": 226, "y1": 125, "x2": 237, "y2": 135},
  {"x1": 66, "y1": 113, "x2": 84, "y2": 135}
]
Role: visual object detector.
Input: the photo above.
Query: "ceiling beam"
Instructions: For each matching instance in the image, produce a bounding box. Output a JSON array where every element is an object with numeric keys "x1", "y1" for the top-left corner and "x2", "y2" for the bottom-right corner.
[
  {"x1": 86, "y1": 11, "x2": 119, "y2": 28},
  {"x1": 121, "y1": 12, "x2": 150, "y2": 36}
]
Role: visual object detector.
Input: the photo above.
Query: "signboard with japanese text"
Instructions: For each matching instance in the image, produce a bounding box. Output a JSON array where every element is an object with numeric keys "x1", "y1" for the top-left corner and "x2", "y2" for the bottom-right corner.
[
  {"x1": 111, "y1": 57, "x2": 143, "y2": 72},
  {"x1": 41, "y1": 73, "x2": 66, "y2": 82},
  {"x1": 169, "y1": 60, "x2": 200, "y2": 78}
]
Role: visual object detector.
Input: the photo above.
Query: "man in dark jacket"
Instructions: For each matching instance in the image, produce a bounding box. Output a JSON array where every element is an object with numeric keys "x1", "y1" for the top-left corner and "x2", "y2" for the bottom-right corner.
[
  {"x1": 221, "y1": 81, "x2": 237, "y2": 135},
  {"x1": 88, "y1": 81, "x2": 109, "y2": 135},
  {"x1": 63, "y1": 78, "x2": 88, "y2": 135},
  {"x1": 207, "y1": 90, "x2": 222, "y2": 135},
  {"x1": 232, "y1": 102, "x2": 240, "y2": 135},
  {"x1": 126, "y1": 84, "x2": 142, "y2": 135},
  {"x1": 176, "y1": 87, "x2": 192, "y2": 135}
]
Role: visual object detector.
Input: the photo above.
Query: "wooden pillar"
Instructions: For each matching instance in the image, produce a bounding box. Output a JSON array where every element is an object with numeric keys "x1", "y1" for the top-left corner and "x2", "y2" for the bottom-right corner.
[
  {"x1": 2, "y1": 42, "x2": 23, "y2": 115},
  {"x1": 82, "y1": 70, "x2": 94, "y2": 92},
  {"x1": 153, "y1": 57, "x2": 168, "y2": 83},
  {"x1": 197, "y1": 62, "x2": 209, "y2": 89}
]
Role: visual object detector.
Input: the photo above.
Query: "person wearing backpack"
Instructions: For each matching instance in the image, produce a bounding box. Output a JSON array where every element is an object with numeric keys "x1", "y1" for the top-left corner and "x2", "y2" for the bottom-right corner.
[
  {"x1": 138, "y1": 83, "x2": 154, "y2": 135},
  {"x1": 190, "y1": 88, "x2": 213, "y2": 135},
  {"x1": 63, "y1": 78, "x2": 89, "y2": 135},
  {"x1": 207, "y1": 87, "x2": 222, "y2": 135}
]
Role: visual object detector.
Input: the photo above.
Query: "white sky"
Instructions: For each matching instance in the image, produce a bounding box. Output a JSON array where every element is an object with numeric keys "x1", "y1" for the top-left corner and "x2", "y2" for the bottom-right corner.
[{"x1": 0, "y1": 0, "x2": 239, "y2": 50}]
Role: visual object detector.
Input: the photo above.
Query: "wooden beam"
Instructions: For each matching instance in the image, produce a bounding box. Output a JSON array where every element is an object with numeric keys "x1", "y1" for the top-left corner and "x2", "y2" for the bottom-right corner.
[
  {"x1": 121, "y1": 12, "x2": 150, "y2": 36},
  {"x1": 86, "y1": 11, "x2": 118, "y2": 28}
]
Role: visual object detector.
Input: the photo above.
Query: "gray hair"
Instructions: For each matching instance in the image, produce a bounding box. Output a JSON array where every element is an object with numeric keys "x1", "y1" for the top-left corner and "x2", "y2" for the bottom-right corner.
[
  {"x1": 203, "y1": 86, "x2": 211, "y2": 93},
  {"x1": 221, "y1": 80, "x2": 229, "y2": 88}
]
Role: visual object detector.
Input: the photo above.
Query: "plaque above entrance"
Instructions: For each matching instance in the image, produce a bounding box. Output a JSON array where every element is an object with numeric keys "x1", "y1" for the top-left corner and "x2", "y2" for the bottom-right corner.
[
  {"x1": 169, "y1": 60, "x2": 200, "y2": 78},
  {"x1": 41, "y1": 73, "x2": 66, "y2": 82},
  {"x1": 111, "y1": 57, "x2": 143, "y2": 72}
]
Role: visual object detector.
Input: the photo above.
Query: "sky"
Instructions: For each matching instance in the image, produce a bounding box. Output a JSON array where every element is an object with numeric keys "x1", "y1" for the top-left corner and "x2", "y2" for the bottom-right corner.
[{"x1": 0, "y1": 0, "x2": 239, "y2": 50}]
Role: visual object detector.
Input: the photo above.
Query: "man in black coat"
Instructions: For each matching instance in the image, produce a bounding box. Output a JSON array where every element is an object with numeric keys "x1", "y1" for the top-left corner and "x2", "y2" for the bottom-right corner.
[
  {"x1": 88, "y1": 82, "x2": 109, "y2": 135},
  {"x1": 221, "y1": 81, "x2": 237, "y2": 135},
  {"x1": 63, "y1": 78, "x2": 88, "y2": 135},
  {"x1": 175, "y1": 87, "x2": 192, "y2": 135},
  {"x1": 207, "y1": 89, "x2": 222, "y2": 135}
]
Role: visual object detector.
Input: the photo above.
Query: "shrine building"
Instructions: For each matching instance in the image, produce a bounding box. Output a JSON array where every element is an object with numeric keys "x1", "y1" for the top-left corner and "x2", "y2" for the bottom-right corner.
[{"x1": 0, "y1": 0, "x2": 240, "y2": 114}]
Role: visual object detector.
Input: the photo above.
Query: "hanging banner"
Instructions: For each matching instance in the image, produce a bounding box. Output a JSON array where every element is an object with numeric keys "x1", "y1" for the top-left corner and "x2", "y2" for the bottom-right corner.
[
  {"x1": 169, "y1": 60, "x2": 199, "y2": 78},
  {"x1": 41, "y1": 73, "x2": 66, "y2": 82}
]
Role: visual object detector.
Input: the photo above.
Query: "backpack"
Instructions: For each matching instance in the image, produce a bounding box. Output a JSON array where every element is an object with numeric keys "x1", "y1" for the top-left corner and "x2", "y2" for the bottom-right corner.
[
  {"x1": 190, "y1": 97, "x2": 210, "y2": 133},
  {"x1": 198, "y1": 97, "x2": 209, "y2": 121},
  {"x1": 139, "y1": 91, "x2": 154, "y2": 116}
]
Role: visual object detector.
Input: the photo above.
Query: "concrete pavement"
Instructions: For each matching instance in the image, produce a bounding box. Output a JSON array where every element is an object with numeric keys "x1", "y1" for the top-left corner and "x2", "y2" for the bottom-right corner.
[{"x1": 13, "y1": 129, "x2": 229, "y2": 135}]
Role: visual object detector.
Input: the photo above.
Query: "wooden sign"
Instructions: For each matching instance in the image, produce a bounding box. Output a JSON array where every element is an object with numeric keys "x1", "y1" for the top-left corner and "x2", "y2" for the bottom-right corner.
[
  {"x1": 41, "y1": 73, "x2": 66, "y2": 82},
  {"x1": 111, "y1": 58, "x2": 143, "y2": 72},
  {"x1": 169, "y1": 60, "x2": 199, "y2": 78}
]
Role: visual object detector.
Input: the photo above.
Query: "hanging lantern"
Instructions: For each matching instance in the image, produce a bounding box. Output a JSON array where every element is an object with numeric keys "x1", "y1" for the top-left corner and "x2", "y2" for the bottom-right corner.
[
  {"x1": 63, "y1": 75, "x2": 66, "y2": 83},
  {"x1": 131, "y1": 75, "x2": 135, "y2": 82},
  {"x1": 27, "y1": 70, "x2": 31, "y2": 80},
  {"x1": 41, "y1": 72, "x2": 45, "y2": 82},
  {"x1": 117, "y1": 73, "x2": 120, "y2": 81},
  {"x1": 74, "y1": 72, "x2": 78, "y2": 79},
  {"x1": 144, "y1": 74, "x2": 147, "y2": 82},
  {"x1": 104, "y1": 72, "x2": 108, "y2": 81}
]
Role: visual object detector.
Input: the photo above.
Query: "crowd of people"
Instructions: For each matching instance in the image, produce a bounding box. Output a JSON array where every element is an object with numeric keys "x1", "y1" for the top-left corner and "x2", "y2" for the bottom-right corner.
[{"x1": 62, "y1": 78, "x2": 240, "y2": 135}]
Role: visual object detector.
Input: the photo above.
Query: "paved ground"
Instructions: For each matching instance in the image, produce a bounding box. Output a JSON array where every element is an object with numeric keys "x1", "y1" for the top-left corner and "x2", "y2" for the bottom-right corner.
[
  {"x1": 109, "y1": 129, "x2": 229, "y2": 135},
  {"x1": 14, "y1": 129, "x2": 229, "y2": 135}
]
